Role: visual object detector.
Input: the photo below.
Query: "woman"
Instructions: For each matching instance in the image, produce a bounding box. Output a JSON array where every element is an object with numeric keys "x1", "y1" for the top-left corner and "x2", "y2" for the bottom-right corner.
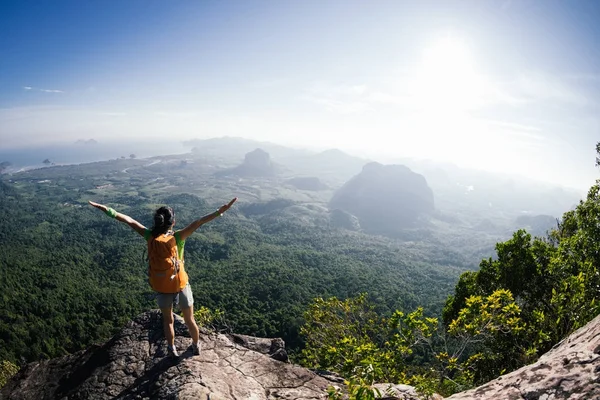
[{"x1": 89, "y1": 197, "x2": 237, "y2": 357}]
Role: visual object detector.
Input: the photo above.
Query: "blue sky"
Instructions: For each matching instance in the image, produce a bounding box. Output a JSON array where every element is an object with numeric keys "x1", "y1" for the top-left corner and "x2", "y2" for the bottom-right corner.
[{"x1": 1, "y1": 0, "x2": 599, "y2": 191}]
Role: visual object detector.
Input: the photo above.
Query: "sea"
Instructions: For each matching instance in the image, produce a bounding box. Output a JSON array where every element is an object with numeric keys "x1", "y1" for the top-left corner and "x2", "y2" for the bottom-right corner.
[{"x1": 0, "y1": 140, "x2": 191, "y2": 173}]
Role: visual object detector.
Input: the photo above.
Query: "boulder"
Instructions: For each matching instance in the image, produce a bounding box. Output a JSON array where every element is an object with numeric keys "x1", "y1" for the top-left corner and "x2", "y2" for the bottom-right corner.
[{"x1": 0, "y1": 310, "x2": 336, "y2": 400}]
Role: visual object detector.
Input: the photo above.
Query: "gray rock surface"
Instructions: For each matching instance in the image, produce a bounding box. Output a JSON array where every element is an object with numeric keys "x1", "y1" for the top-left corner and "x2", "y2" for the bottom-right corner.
[
  {"x1": 0, "y1": 310, "x2": 335, "y2": 400},
  {"x1": 4, "y1": 311, "x2": 600, "y2": 400},
  {"x1": 446, "y1": 312, "x2": 600, "y2": 400},
  {"x1": 227, "y1": 333, "x2": 288, "y2": 362}
]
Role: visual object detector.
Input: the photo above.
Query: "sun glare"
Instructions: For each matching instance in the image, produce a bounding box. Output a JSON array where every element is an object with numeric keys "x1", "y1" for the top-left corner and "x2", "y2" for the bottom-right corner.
[{"x1": 411, "y1": 36, "x2": 487, "y2": 114}]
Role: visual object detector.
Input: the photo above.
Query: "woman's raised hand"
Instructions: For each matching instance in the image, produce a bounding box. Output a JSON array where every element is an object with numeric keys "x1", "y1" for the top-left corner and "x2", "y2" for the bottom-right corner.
[
  {"x1": 88, "y1": 200, "x2": 107, "y2": 212},
  {"x1": 218, "y1": 197, "x2": 238, "y2": 214}
]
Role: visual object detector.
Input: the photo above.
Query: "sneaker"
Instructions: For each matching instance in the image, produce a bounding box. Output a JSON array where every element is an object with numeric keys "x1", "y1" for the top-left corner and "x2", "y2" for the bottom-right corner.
[
  {"x1": 192, "y1": 342, "x2": 201, "y2": 356},
  {"x1": 167, "y1": 345, "x2": 179, "y2": 358}
]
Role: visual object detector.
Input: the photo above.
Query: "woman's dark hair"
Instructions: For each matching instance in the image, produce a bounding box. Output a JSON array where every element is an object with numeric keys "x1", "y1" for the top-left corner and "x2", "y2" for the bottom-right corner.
[{"x1": 151, "y1": 206, "x2": 174, "y2": 237}]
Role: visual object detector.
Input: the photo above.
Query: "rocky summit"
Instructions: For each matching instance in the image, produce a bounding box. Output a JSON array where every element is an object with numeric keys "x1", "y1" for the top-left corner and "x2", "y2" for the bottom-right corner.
[
  {"x1": 3, "y1": 311, "x2": 600, "y2": 400},
  {"x1": 0, "y1": 311, "x2": 336, "y2": 400}
]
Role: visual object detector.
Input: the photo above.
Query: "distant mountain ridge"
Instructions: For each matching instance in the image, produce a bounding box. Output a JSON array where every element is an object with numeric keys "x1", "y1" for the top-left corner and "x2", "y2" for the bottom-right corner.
[
  {"x1": 330, "y1": 162, "x2": 435, "y2": 233},
  {"x1": 74, "y1": 139, "x2": 98, "y2": 145},
  {"x1": 185, "y1": 137, "x2": 581, "y2": 218},
  {"x1": 215, "y1": 148, "x2": 279, "y2": 177},
  {"x1": 285, "y1": 177, "x2": 328, "y2": 191}
]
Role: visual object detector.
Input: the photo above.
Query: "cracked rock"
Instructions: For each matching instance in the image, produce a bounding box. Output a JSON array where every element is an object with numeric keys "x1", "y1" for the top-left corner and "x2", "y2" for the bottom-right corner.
[{"x1": 0, "y1": 310, "x2": 335, "y2": 400}]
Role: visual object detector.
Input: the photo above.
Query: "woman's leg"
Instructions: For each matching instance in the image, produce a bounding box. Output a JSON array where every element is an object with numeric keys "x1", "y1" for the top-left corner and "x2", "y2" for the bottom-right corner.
[
  {"x1": 157, "y1": 293, "x2": 176, "y2": 349},
  {"x1": 181, "y1": 305, "x2": 200, "y2": 344},
  {"x1": 160, "y1": 306, "x2": 176, "y2": 348},
  {"x1": 179, "y1": 284, "x2": 200, "y2": 353}
]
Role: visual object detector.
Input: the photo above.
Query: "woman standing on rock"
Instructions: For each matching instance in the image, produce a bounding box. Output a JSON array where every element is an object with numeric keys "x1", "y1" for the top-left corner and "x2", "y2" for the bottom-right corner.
[{"x1": 88, "y1": 197, "x2": 237, "y2": 357}]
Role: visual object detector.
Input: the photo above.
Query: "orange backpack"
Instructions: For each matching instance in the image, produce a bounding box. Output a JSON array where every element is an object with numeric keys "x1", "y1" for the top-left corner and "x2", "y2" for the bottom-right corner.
[{"x1": 147, "y1": 232, "x2": 188, "y2": 293}]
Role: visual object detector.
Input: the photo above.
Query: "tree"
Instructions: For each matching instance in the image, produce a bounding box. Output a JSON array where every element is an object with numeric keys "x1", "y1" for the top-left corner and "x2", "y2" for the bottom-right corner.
[
  {"x1": 442, "y1": 142, "x2": 600, "y2": 385},
  {"x1": 299, "y1": 294, "x2": 383, "y2": 378},
  {"x1": 0, "y1": 360, "x2": 18, "y2": 389},
  {"x1": 446, "y1": 289, "x2": 531, "y2": 384},
  {"x1": 299, "y1": 294, "x2": 453, "y2": 396}
]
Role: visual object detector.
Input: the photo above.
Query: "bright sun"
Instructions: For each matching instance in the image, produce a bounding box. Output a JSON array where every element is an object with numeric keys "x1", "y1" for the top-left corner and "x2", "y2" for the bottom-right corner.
[{"x1": 411, "y1": 36, "x2": 487, "y2": 114}]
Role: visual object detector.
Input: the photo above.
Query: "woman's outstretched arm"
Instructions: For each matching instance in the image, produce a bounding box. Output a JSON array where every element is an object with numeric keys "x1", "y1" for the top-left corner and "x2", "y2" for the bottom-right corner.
[
  {"x1": 88, "y1": 201, "x2": 147, "y2": 237},
  {"x1": 177, "y1": 197, "x2": 237, "y2": 241}
]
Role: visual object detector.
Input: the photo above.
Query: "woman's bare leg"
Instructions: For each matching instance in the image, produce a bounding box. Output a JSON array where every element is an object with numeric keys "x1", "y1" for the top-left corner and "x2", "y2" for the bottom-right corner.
[
  {"x1": 181, "y1": 305, "x2": 200, "y2": 344},
  {"x1": 160, "y1": 306, "x2": 175, "y2": 347}
]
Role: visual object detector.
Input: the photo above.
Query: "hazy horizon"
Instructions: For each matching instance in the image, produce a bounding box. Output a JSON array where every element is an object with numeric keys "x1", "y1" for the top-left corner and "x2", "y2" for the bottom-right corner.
[
  {"x1": 0, "y1": 135, "x2": 590, "y2": 197},
  {"x1": 1, "y1": 0, "x2": 599, "y2": 191}
]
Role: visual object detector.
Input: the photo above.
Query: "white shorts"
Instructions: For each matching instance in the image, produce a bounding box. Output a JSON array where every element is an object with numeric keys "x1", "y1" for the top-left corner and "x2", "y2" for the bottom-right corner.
[{"x1": 156, "y1": 283, "x2": 194, "y2": 309}]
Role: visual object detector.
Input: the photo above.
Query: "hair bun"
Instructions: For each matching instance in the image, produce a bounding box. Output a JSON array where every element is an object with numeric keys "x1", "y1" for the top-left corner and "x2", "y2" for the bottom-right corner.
[{"x1": 154, "y1": 214, "x2": 165, "y2": 227}]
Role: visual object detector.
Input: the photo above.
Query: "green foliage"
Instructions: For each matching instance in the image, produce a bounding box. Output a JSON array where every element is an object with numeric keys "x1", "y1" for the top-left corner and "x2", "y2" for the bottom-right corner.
[
  {"x1": 0, "y1": 170, "x2": 464, "y2": 364},
  {"x1": 299, "y1": 294, "x2": 378, "y2": 373},
  {"x1": 308, "y1": 147, "x2": 600, "y2": 395},
  {"x1": 192, "y1": 306, "x2": 227, "y2": 332},
  {"x1": 443, "y1": 182, "x2": 600, "y2": 384},
  {"x1": 448, "y1": 289, "x2": 524, "y2": 337},
  {"x1": 445, "y1": 289, "x2": 535, "y2": 384},
  {"x1": 0, "y1": 360, "x2": 19, "y2": 389},
  {"x1": 408, "y1": 373, "x2": 440, "y2": 400},
  {"x1": 4, "y1": 143, "x2": 596, "y2": 397},
  {"x1": 326, "y1": 367, "x2": 386, "y2": 400},
  {"x1": 300, "y1": 294, "x2": 455, "y2": 396}
]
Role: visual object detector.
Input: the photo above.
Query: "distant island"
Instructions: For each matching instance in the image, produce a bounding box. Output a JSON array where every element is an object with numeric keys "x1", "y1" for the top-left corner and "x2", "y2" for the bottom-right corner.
[{"x1": 75, "y1": 139, "x2": 98, "y2": 145}]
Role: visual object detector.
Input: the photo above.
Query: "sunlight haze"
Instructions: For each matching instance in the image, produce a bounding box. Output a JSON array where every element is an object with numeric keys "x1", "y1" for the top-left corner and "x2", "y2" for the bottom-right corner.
[{"x1": 1, "y1": 0, "x2": 599, "y2": 192}]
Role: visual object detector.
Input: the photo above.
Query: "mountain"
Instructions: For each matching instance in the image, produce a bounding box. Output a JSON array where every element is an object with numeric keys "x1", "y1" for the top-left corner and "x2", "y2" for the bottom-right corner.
[
  {"x1": 514, "y1": 214, "x2": 558, "y2": 237},
  {"x1": 312, "y1": 148, "x2": 368, "y2": 171},
  {"x1": 285, "y1": 177, "x2": 328, "y2": 191},
  {"x1": 186, "y1": 136, "x2": 312, "y2": 161},
  {"x1": 282, "y1": 148, "x2": 369, "y2": 186},
  {"x1": 395, "y1": 158, "x2": 583, "y2": 218},
  {"x1": 329, "y1": 162, "x2": 434, "y2": 233},
  {"x1": 184, "y1": 137, "x2": 581, "y2": 219},
  {"x1": 75, "y1": 139, "x2": 98, "y2": 145},
  {"x1": 216, "y1": 148, "x2": 278, "y2": 177},
  {"x1": 329, "y1": 208, "x2": 361, "y2": 231}
]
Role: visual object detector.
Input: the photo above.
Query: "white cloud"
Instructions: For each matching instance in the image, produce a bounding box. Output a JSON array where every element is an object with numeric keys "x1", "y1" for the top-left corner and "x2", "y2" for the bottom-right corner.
[
  {"x1": 40, "y1": 89, "x2": 64, "y2": 93},
  {"x1": 303, "y1": 82, "x2": 413, "y2": 114},
  {"x1": 156, "y1": 111, "x2": 199, "y2": 118},
  {"x1": 244, "y1": 79, "x2": 288, "y2": 90},
  {"x1": 512, "y1": 73, "x2": 594, "y2": 107},
  {"x1": 481, "y1": 119, "x2": 543, "y2": 138},
  {"x1": 99, "y1": 112, "x2": 127, "y2": 117},
  {"x1": 22, "y1": 86, "x2": 64, "y2": 93}
]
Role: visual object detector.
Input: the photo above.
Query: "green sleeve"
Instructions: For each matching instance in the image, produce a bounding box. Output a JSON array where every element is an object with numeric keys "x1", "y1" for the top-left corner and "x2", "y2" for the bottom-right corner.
[
  {"x1": 174, "y1": 231, "x2": 185, "y2": 260},
  {"x1": 144, "y1": 229, "x2": 152, "y2": 241}
]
